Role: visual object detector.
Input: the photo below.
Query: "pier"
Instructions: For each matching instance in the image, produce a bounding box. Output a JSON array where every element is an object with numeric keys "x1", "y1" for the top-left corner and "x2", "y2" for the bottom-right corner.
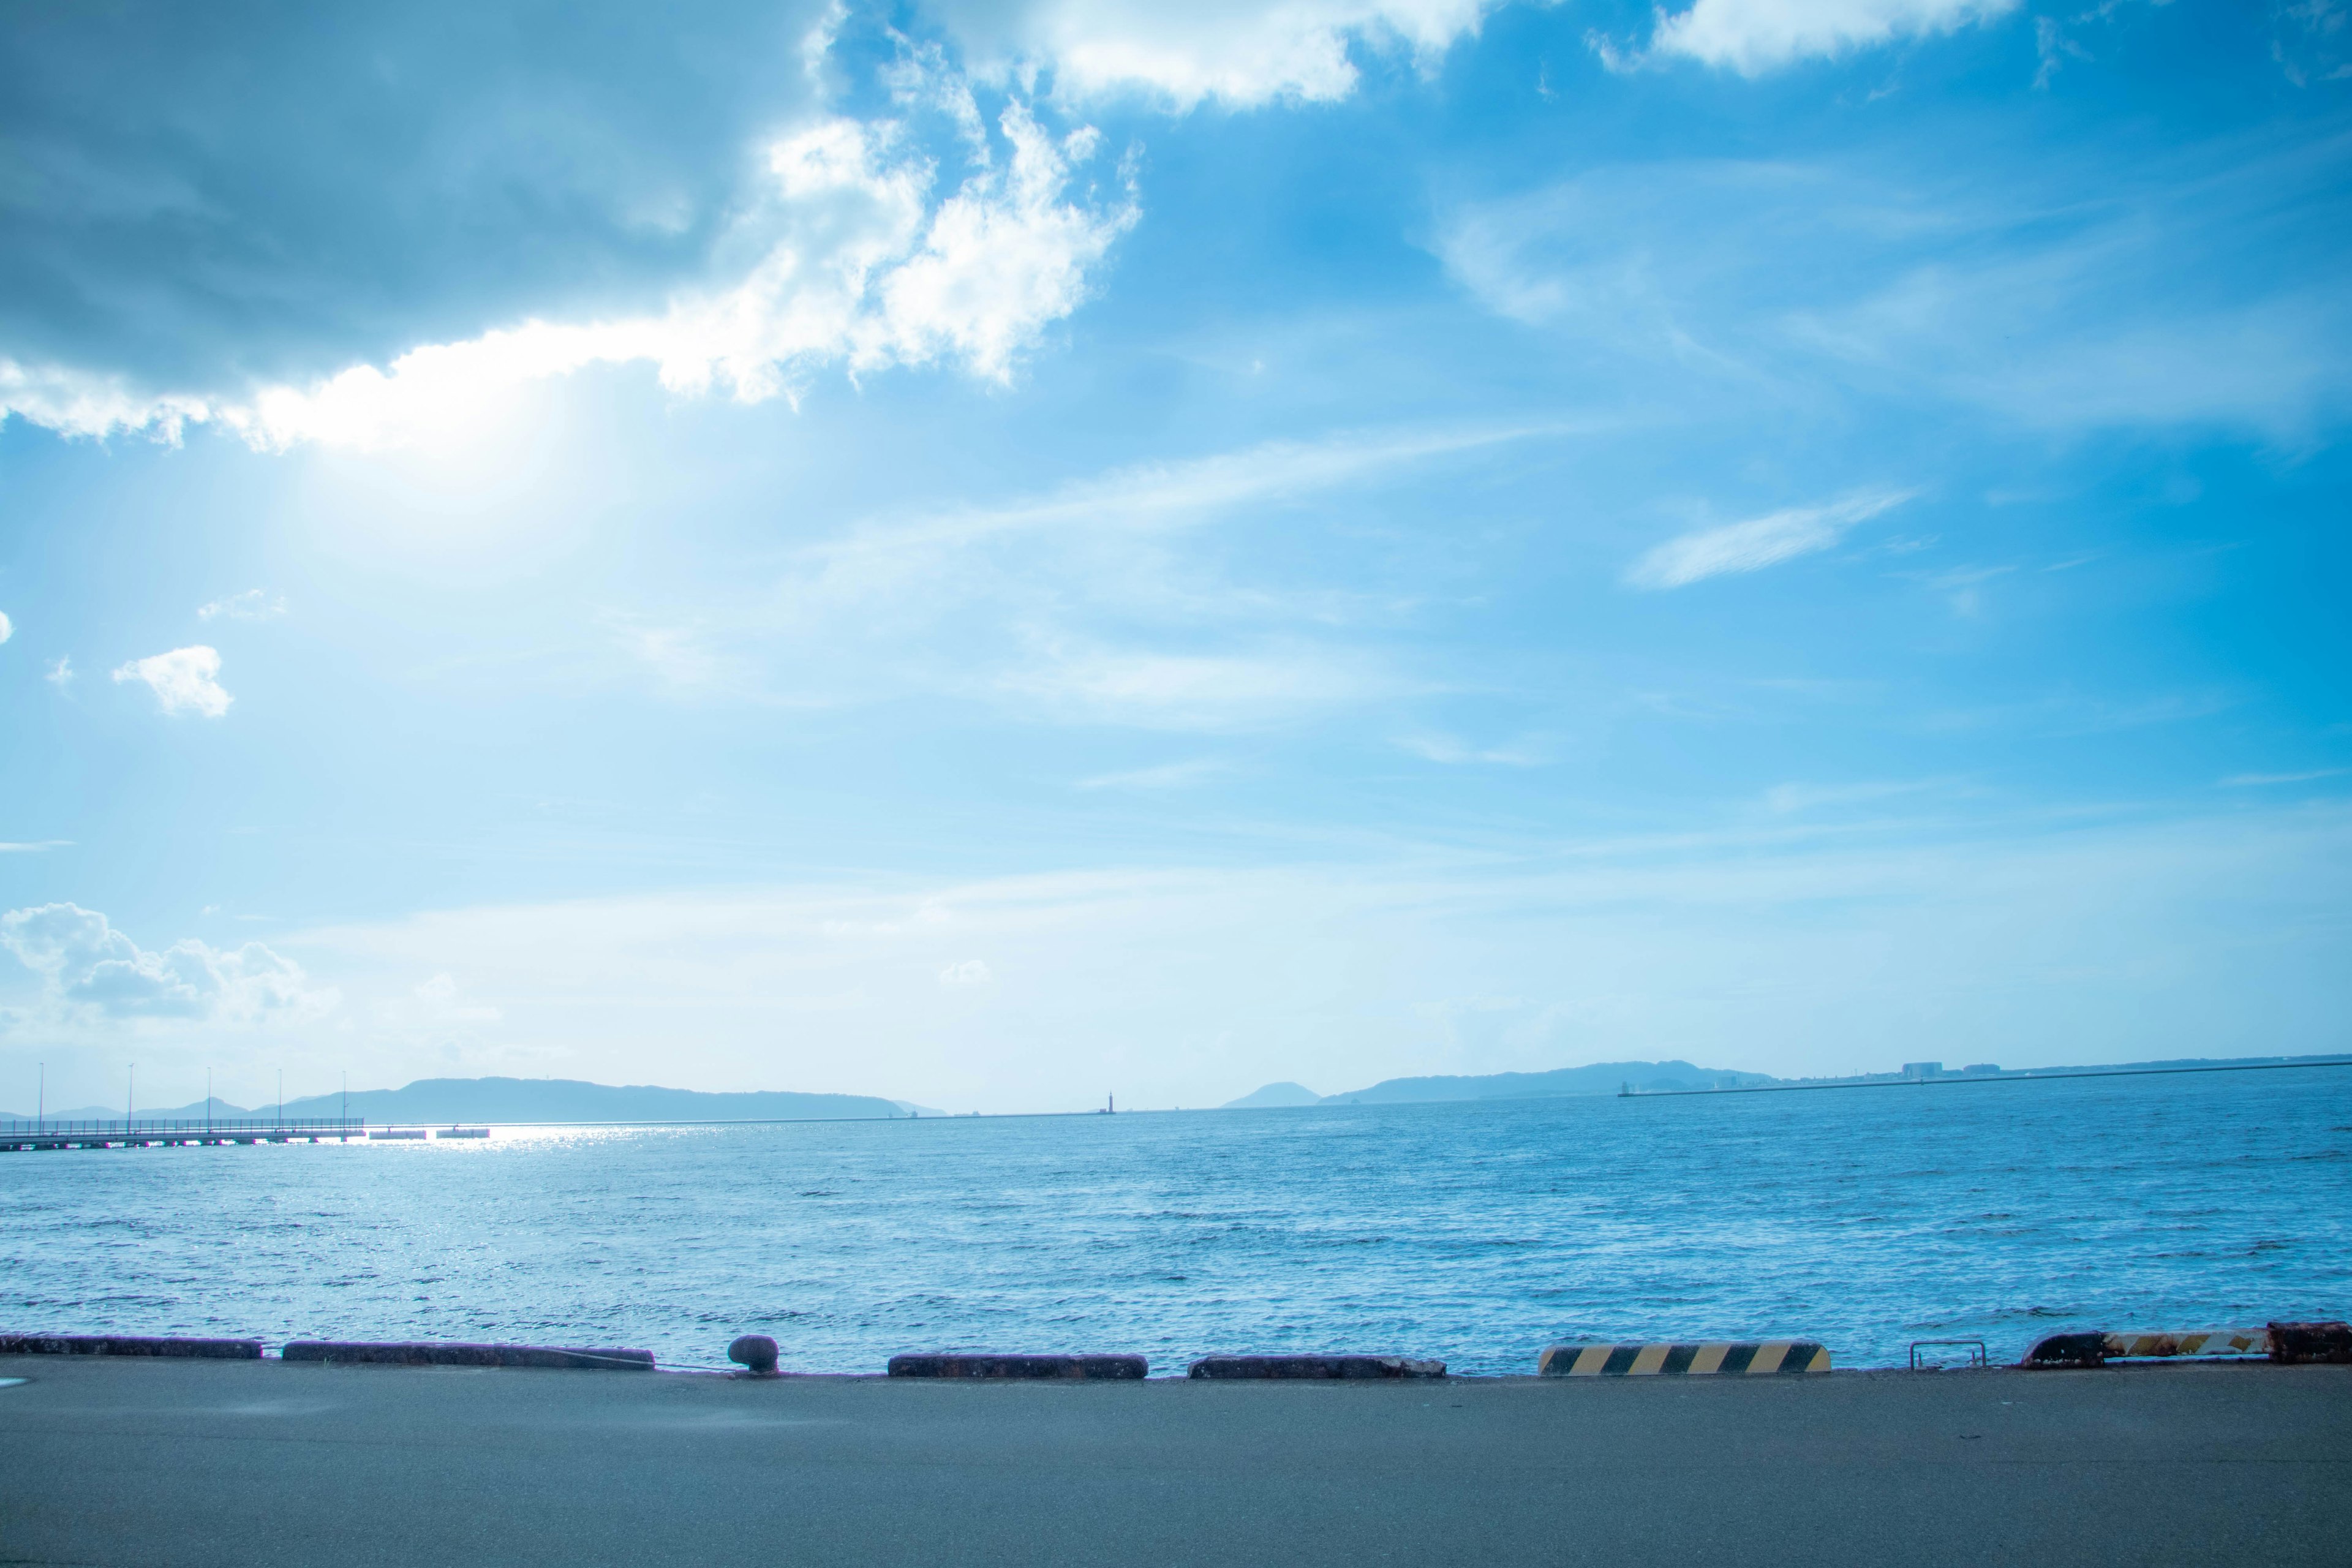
[{"x1": 0, "y1": 1118, "x2": 368, "y2": 1152}]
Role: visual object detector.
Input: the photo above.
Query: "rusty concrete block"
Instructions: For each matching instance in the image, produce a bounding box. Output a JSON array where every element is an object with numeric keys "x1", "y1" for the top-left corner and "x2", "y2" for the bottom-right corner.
[
  {"x1": 2267, "y1": 1321, "x2": 2352, "y2": 1364},
  {"x1": 1187, "y1": 1355, "x2": 1446, "y2": 1379},
  {"x1": 0, "y1": 1333, "x2": 262, "y2": 1359},
  {"x1": 281, "y1": 1341, "x2": 654, "y2": 1370},
  {"x1": 885, "y1": 1354, "x2": 1147, "y2": 1379}
]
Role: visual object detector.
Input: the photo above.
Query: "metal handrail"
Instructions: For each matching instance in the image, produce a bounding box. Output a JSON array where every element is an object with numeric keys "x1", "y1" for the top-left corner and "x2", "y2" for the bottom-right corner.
[
  {"x1": 1909, "y1": 1339, "x2": 1989, "y2": 1370},
  {"x1": 0, "y1": 1118, "x2": 367, "y2": 1135}
]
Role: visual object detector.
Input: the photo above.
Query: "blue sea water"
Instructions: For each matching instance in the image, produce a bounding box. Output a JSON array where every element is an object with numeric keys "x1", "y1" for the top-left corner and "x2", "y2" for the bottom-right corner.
[{"x1": 4, "y1": 1068, "x2": 2348, "y2": 1374}]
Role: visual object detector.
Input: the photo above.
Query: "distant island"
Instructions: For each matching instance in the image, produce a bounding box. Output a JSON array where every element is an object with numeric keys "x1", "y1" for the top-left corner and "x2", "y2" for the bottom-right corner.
[
  {"x1": 1224, "y1": 1053, "x2": 2352, "y2": 1109},
  {"x1": 9, "y1": 1076, "x2": 935, "y2": 1124}
]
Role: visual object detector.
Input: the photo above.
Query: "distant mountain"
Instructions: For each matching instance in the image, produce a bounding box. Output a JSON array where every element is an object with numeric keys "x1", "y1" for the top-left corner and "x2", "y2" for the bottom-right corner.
[
  {"x1": 1224, "y1": 1081, "x2": 1324, "y2": 1109},
  {"x1": 1213, "y1": 1061, "x2": 1775, "y2": 1110},
  {"x1": 272, "y1": 1077, "x2": 909, "y2": 1123},
  {"x1": 1, "y1": 1077, "x2": 918, "y2": 1125},
  {"x1": 1320, "y1": 1061, "x2": 1776, "y2": 1104}
]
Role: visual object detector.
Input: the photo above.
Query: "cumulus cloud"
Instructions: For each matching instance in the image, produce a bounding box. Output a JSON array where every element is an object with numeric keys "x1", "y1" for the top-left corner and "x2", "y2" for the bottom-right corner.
[
  {"x1": 44, "y1": 655, "x2": 71, "y2": 688},
  {"x1": 1626, "y1": 490, "x2": 1913, "y2": 588},
  {"x1": 111, "y1": 645, "x2": 232, "y2": 717},
  {"x1": 1, "y1": 902, "x2": 336, "y2": 1024},
  {"x1": 935, "y1": 0, "x2": 1497, "y2": 108},
  {"x1": 6, "y1": 94, "x2": 1134, "y2": 451},
  {"x1": 939, "y1": 959, "x2": 993, "y2": 984},
  {"x1": 0, "y1": 610, "x2": 10, "y2": 643},
  {"x1": 1634, "y1": 0, "x2": 2019, "y2": 74},
  {"x1": 0, "y1": 0, "x2": 835, "y2": 415},
  {"x1": 197, "y1": 589, "x2": 287, "y2": 622}
]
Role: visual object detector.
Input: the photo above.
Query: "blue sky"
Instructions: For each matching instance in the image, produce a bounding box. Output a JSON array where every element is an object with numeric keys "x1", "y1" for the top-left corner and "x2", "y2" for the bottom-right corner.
[{"x1": 2, "y1": 0, "x2": 2348, "y2": 1114}]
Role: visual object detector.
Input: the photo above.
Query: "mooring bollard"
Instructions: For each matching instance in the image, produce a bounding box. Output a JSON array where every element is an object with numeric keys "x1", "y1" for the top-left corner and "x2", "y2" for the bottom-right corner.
[
  {"x1": 728, "y1": 1335, "x2": 780, "y2": 1378},
  {"x1": 1187, "y1": 1355, "x2": 1446, "y2": 1379}
]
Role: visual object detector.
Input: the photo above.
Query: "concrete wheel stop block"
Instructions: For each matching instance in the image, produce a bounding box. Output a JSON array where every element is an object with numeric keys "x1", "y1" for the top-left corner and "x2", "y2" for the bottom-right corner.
[
  {"x1": 282, "y1": 1341, "x2": 655, "y2": 1370},
  {"x1": 0, "y1": 1333, "x2": 262, "y2": 1359},
  {"x1": 1187, "y1": 1355, "x2": 1446, "y2": 1379},
  {"x1": 886, "y1": 1353, "x2": 1147, "y2": 1379}
]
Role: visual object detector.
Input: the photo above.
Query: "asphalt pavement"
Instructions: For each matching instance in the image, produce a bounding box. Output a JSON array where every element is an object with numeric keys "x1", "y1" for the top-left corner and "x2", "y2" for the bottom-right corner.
[{"x1": 2, "y1": 1355, "x2": 2346, "y2": 1566}]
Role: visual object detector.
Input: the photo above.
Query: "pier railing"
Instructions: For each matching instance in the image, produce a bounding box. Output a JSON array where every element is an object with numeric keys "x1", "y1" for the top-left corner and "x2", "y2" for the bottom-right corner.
[{"x1": 2, "y1": 1118, "x2": 369, "y2": 1148}]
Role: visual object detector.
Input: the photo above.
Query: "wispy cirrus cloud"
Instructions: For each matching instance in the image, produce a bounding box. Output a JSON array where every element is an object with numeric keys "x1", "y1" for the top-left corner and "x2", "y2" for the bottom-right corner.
[
  {"x1": 1075, "y1": 759, "x2": 1229, "y2": 791},
  {"x1": 1439, "y1": 134, "x2": 2352, "y2": 442},
  {"x1": 2222, "y1": 768, "x2": 2348, "y2": 788},
  {"x1": 197, "y1": 589, "x2": 287, "y2": 621},
  {"x1": 606, "y1": 419, "x2": 1570, "y2": 726},
  {"x1": 1626, "y1": 489, "x2": 1915, "y2": 589}
]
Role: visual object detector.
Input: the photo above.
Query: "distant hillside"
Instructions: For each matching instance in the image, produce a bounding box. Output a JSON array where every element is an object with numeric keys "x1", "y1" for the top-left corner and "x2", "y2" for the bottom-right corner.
[
  {"x1": 1219, "y1": 1061, "x2": 1776, "y2": 1110},
  {"x1": 1223, "y1": 1081, "x2": 1324, "y2": 1109},
  {"x1": 274, "y1": 1077, "x2": 909, "y2": 1123},
  {"x1": 1, "y1": 1078, "x2": 918, "y2": 1125},
  {"x1": 1323, "y1": 1061, "x2": 1776, "y2": 1103}
]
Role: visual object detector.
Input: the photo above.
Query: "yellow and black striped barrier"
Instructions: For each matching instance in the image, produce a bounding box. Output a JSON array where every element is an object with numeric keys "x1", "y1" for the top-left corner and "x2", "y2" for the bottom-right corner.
[{"x1": 1538, "y1": 1340, "x2": 1831, "y2": 1376}]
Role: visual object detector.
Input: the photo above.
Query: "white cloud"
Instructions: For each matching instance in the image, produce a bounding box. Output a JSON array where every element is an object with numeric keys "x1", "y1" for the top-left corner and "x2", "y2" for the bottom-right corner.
[
  {"x1": 941, "y1": 0, "x2": 1496, "y2": 108},
  {"x1": 412, "y1": 970, "x2": 504, "y2": 1022},
  {"x1": 2222, "y1": 768, "x2": 2348, "y2": 788},
  {"x1": 1397, "y1": 734, "x2": 1540, "y2": 766},
  {"x1": 0, "y1": 610, "x2": 11, "y2": 643},
  {"x1": 790, "y1": 420, "x2": 1565, "y2": 598},
  {"x1": 197, "y1": 589, "x2": 287, "y2": 621},
  {"x1": 1626, "y1": 489, "x2": 1914, "y2": 589},
  {"x1": 44, "y1": 655, "x2": 71, "y2": 688},
  {"x1": 1, "y1": 902, "x2": 337, "y2": 1023},
  {"x1": 938, "y1": 959, "x2": 993, "y2": 984},
  {"x1": 991, "y1": 643, "x2": 1386, "y2": 729},
  {"x1": 111, "y1": 645, "x2": 232, "y2": 717},
  {"x1": 0, "y1": 359, "x2": 212, "y2": 445},
  {"x1": 1075, "y1": 759, "x2": 1229, "y2": 790},
  {"x1": 2, "y1": 97, "x2": 1136, "y2": 451},
  {"x1": 1640, "y1": 0, "x2": 2019, "y2": 74}
]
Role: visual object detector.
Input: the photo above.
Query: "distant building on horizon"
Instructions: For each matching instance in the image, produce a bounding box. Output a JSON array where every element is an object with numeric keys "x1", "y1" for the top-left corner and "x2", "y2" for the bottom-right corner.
[{"x1": 1902, "y1": 1061, "x2": 1943, "y2": 1080}]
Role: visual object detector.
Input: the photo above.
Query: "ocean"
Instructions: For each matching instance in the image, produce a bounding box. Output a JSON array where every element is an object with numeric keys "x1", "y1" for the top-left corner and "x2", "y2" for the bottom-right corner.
[{"x1": 5, "y1": 1067, "x2": 2347, "y2": 1374}]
